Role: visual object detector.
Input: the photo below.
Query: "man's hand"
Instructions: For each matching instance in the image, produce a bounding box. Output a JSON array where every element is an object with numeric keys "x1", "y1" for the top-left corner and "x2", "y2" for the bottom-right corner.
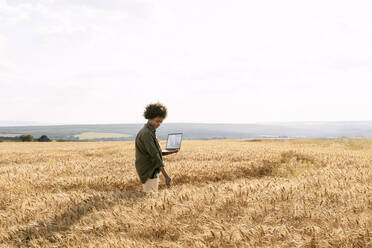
[
  {"x1": 170, "y1": 149, "x2": 179, "y2": 154},
  {"x1": 162, "y1": 149, "x2": 180, "y2": 156},
  {"x1": 159, "y1": 166, "x2": 173, "y2": 187},
  {"x1": 165, "y1": 175, "x2": 173, "y2": 187}
]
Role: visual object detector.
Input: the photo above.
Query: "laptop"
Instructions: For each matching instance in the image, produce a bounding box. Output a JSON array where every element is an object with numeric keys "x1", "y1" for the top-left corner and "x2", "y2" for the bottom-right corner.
[{"x1": 162, "y1": 133, "x2": 183, "y2": 153}]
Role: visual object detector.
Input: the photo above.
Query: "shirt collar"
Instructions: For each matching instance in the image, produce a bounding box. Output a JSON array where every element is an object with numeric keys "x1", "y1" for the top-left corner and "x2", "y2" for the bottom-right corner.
[{"x1": 145, "y1": 122, "x2": 156, "y2": 132}]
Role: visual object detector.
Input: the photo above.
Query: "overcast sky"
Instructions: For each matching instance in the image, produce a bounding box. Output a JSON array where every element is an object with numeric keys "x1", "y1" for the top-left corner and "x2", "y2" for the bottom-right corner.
[{"x1": 1, "y1": 0, "x2": 371, "y2": 125}]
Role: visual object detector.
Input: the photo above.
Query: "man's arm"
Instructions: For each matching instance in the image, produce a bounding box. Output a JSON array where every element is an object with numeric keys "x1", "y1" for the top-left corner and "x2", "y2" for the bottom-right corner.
[
  {"x1": 159, "y1": 166, "x2": 172, "y2": 187},
  {"x1": 142, "y1": 131, "x2": 173, "y2": 187},
  {"x1": 162, "y1": 149, "x2": 180, "y2": 156},
  {"x1": 141, "y1": 131, "x2": 164, "y2": 169}
]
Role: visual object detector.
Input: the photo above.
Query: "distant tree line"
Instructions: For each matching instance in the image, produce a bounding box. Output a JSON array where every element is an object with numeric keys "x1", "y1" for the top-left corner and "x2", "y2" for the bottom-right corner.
[
  {"x1": 0, "y1": 134, "x2": 89, "y2": 142},
  {"x1": 0, "y1": 134, "x2": 52, "y2": 142}
]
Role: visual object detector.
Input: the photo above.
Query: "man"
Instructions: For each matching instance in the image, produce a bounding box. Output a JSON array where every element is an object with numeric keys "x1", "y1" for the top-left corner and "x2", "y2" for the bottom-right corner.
[{"x1": 135, "y1": 102, "x2": 179, "y2": 193}]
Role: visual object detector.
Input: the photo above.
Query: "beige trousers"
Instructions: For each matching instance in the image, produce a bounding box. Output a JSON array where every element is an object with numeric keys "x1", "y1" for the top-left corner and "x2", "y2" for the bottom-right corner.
[{"x1": 142, "y1": 176, "x2": 159, "y2": 193}]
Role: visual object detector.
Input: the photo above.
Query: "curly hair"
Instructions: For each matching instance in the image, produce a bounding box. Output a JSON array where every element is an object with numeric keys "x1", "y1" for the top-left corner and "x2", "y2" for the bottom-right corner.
[{"x1": 143, "y1": 102, "x2": 168, "y2": 119}]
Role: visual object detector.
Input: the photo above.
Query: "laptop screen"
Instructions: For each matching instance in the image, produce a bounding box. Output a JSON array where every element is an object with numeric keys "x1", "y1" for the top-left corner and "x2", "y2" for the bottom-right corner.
[{"x1": 166, "y1": 133, "x2": 183, "y2": 149}]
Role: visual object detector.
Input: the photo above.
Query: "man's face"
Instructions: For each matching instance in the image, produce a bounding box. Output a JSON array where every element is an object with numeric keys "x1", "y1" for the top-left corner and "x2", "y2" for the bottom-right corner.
[{"x1": 149, "y1": 117, "x2": 164, "y2": 129}]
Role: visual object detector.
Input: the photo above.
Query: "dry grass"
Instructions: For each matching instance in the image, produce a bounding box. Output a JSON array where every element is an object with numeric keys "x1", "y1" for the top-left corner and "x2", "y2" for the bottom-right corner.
[{"x1": 0, "y1": 139, "x2": 371, "y2": 247}]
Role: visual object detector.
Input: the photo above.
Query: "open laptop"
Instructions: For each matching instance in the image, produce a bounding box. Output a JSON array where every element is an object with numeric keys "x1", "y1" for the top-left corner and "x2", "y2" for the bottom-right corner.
[{"x1": 162, "y1": 133, "x2": 183, "y2": 153}]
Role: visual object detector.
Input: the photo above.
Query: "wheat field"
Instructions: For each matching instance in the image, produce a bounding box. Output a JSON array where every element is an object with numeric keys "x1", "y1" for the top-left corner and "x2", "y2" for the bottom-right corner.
[{"x1": 0, "y1": 139, "x2": 371, "y2": 247}]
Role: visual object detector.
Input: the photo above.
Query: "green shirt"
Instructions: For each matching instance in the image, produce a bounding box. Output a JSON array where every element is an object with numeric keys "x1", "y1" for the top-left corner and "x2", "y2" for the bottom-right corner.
[{"x1": 134, "y1": 123, "x2": 164, "y2": 184}]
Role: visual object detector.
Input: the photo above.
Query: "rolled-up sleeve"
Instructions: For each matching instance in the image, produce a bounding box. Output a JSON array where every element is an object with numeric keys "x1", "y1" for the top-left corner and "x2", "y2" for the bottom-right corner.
[{"x1": 141, "y1": 131, "x2": 164, "y2": 169}]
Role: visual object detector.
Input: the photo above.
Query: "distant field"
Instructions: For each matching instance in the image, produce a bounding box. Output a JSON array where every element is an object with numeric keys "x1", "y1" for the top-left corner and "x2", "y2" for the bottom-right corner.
[
  {"x1": 0, "y1": 133, "x2": 21, "y2": 137},
  {"x1": 73, "y1": 132, "x2": 132, "y2": 140},
  {"x1": 0, "y1": 139, "x2": 371, "y2": 247}
]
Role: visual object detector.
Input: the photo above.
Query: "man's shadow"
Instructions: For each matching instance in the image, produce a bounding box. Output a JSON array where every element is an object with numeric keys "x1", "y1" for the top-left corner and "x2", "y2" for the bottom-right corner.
[{"x1": 6, "y1": 183, "x2": 147, "y2": 246}]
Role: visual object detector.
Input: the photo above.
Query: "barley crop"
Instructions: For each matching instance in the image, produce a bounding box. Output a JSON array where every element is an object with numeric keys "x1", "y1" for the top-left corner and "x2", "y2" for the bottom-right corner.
[{"x1": 0, "y1": 139, "x2": 371, "y2": 247}]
